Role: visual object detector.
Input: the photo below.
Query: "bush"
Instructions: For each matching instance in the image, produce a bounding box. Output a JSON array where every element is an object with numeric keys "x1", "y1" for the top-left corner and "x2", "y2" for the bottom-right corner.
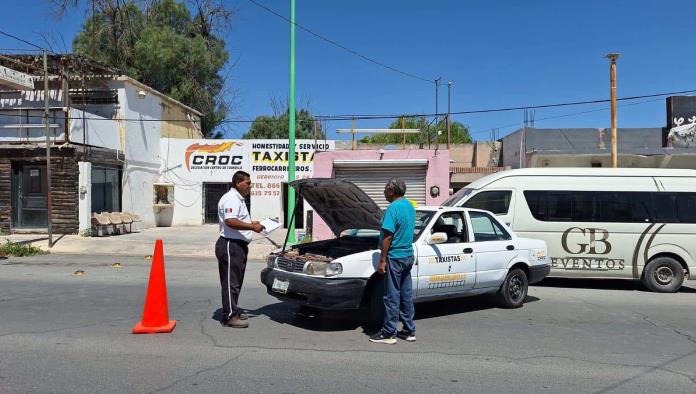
[{"x1": 0, "y1": 241, "x2": 49, "y2": 257}]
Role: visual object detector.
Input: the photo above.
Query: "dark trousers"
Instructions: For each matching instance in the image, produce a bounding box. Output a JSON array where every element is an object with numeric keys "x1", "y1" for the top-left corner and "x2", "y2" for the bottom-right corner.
[{"x1": 215, "y1": 237, "x2": 249, "y2": 320}]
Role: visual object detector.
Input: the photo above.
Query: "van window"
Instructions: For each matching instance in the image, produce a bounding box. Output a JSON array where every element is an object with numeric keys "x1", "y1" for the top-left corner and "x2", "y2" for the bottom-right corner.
[
  {"x1": 442, "y1": 187, "x2": 474, "y2": 207},
  {"x1": 463, "y1": 190, "x2": 512, "y2": 214},
  {"x1": 469, "y1": 211, "x2": 511, "y2": 241},
  {"x1": 524, "y1": 191, "x2": 696, "y2": 223}
]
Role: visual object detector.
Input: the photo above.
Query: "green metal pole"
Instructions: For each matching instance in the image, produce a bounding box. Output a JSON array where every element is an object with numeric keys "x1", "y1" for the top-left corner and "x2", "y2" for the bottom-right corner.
[{"x1": 286, "y1": 0, "x2": 297, "y2": 244}]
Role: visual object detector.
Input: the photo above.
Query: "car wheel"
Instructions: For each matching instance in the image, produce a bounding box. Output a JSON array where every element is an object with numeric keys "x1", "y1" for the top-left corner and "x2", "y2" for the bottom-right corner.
[
  {"x1": 642, "y1": 257, "x2": 684, "y2": 293},
  {"x1": 368, "y1": 280, "x2": 385, "y2": 324},
  {"x1": 497, "y1": 268, "x2": 528, "y2": 308}
]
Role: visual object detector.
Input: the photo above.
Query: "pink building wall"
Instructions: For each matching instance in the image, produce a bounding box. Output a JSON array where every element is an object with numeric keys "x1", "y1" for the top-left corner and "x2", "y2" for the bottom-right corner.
[{"x1": 311, "y1": 149, "x2": 450, "y2": 240}]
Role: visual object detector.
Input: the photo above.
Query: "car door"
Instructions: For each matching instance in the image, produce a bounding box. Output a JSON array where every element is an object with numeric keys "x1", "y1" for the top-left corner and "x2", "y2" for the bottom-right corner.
[
  {"x1": 416, "y1": 211, "x2": 476, "y2": 298},
  {"x1": 468, "y1": 210, "x2": 519, "y2": 289}
]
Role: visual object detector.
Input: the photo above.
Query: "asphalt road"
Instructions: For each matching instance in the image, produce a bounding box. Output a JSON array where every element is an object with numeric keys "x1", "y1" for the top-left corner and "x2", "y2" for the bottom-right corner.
[{"x1": 1, "y1": 253, "x2": 695, "y2": 393}]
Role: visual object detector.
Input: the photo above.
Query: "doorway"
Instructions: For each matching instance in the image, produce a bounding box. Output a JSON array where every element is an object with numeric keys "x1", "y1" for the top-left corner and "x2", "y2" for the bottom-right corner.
[{"x1": 11, "y1": 163, "x2": 48, "y2": 228}]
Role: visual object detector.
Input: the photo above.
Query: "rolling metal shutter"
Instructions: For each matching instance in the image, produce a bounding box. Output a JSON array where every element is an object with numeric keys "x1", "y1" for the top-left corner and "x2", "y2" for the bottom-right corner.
[{"x1": 334, "y1": 160, "x2": 427, "y2": 209}]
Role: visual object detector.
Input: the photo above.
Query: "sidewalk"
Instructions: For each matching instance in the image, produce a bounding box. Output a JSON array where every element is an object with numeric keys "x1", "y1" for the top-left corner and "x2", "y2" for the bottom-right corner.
[{"x1": 1, "y1": 225, "x2": 289, "y2": 260}]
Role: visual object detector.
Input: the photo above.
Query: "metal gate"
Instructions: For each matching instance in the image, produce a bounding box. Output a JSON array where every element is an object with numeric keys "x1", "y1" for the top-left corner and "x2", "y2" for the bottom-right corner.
[
  {"x1": 334, "y1": 160, "x2": 427, "y2": 208},
  {"x1": 203, "y1": 183, "x2": 233, "y2": 224}
]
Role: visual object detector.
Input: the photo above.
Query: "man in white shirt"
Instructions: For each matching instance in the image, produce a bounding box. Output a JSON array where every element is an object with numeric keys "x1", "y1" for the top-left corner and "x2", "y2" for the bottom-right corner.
[{"x1": 216, "y1": 170, "x2": 264, "y2": 328}]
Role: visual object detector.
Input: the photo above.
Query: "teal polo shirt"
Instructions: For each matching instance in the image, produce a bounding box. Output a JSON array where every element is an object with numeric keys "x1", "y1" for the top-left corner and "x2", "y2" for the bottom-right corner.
[{"x1": 380, "y1": 197, "x2": 416, "y2": 259}]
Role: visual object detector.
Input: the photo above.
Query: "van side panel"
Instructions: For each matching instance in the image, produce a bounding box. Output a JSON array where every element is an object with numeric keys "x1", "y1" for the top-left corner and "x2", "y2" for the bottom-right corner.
[{"x1": 507, "y1": 175, "x2": 660, "y2": 280}]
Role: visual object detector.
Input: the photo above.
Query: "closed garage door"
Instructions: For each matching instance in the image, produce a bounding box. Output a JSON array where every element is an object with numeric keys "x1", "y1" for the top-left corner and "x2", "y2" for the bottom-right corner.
[{"x1": 334, "y1": 160, "x2": 427, "y2": 209}]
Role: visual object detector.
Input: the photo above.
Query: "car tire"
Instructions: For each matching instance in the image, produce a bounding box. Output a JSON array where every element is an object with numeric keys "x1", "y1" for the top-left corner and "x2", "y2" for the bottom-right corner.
[
  {"x1": 368, "y1": 280, "x2": 385, "y2": 324},
  {"x1": 642, "y1": 257, "x2": 684, "y2": 293},
  {"x1": 497, "y1": 268, "x2": 528, "y2": 308}
]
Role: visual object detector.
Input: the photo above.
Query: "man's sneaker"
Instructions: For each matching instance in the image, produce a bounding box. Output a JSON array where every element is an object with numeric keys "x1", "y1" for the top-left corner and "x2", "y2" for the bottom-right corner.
[
  {"x1": 369, "y1": 332, "x2": 397, "y2": 344},
  {"x1": 397, "y1": 330, "x2": 416, "y2": 342}
]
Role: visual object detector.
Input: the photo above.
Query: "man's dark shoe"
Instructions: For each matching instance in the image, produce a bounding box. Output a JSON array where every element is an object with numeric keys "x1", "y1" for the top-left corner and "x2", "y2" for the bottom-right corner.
[
  {"x1": 397, "y1": 330, "x2": 416, "y2": 342},
  {"x1": 369, "y1": 332, "x2": 396, "y2": 344},
  {"x1": 226, "y1": 315, "x2": 249, "y2": 328}
]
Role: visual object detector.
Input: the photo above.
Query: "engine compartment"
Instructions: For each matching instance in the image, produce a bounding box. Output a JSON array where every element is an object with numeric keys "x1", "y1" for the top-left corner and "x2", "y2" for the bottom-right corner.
[{"x1": 278, "y1": 235, "x2": 379, "y2": 261}]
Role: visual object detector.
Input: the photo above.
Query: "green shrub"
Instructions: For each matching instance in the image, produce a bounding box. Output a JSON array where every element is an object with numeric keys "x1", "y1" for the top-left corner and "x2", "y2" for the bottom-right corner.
[{"x1": 0, "y1": 241, "x2": 49, "y2": 257}]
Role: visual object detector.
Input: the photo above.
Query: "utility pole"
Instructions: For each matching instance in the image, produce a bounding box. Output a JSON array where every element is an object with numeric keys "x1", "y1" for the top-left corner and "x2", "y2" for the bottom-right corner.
[
  {"x1": 91, "y1": 0, "x2": 96, "y2": 59},
  {"x1": 434, "y1": 77, "x2": 441, "y2": 150},
  {"x1": 447, "y1": 81, "x2": 452, "y2": 149},
  {"x1": 43, "y1": 49, "x2": 53, "y2": 247},
  {"x1": 286, "y1": 0, "x2": 297, "y2": 244},
  {"x1": 607, "y1": 53, "x2": 620, "y2": 168}
]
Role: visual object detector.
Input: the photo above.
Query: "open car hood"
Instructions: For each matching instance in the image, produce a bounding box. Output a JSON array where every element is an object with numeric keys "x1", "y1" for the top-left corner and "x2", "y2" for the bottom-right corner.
[{"x1": 290, "y1": 178, "x2": 383, "y2": 236}]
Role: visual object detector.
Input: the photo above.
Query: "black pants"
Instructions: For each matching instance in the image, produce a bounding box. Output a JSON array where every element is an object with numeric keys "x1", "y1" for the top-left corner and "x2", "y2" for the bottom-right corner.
[{"x1": 215, "y1": 237, "x2": 249, "y2": 320}]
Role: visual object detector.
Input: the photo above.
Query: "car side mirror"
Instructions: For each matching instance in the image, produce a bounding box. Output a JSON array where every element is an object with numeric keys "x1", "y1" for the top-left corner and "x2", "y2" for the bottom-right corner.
[{"x1": 427, "y1": 232, "x2": 448, "y2": 245}]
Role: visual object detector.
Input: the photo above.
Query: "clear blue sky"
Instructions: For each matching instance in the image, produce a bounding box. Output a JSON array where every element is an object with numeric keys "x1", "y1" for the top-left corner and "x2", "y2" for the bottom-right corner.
[{"x1": 2, "y1": 0, "x2": 695, "y2": 140}]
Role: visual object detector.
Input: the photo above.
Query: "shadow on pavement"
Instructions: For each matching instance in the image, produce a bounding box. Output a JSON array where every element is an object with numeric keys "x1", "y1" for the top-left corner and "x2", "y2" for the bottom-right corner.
[
  {"x1": 218, "y1": 293, "x2": 541, "y2": 334},
  {"x1": 534, "y1": 277, "x2": 696, "y2": 293}
]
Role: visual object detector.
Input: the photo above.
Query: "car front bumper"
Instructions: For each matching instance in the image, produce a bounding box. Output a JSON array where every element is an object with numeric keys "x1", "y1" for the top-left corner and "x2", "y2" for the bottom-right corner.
[
  {"x1": 528, "y1": 264, "x2": 551, "y2": 284},
  {"x1": 260, "y1": 268, "x2": 368, "y2": 310}
]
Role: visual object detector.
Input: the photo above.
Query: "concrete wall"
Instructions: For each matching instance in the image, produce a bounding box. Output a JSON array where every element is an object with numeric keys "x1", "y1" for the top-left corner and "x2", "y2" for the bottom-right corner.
[
  {"x1": 69, "y1": 109, "x2": 121, "y2": 151},
  {"x1": 501, "y1": 129, "x2": 526, "y2": 168},
  {"x1": 161, "y1": 103, "x2": 202, "y2": 139},
  {"x1": 78, "y1": 162, "x2": 92, "y2": 233},
  {"x1": 529, "y1": 154, "x2": 696, "y2": 169},
  {"x1": 311, "y1": 149, "x2": 450, "y2": 240},
  {"x1": 116, "y1": 81, "x2": 163, "y2": 228}
]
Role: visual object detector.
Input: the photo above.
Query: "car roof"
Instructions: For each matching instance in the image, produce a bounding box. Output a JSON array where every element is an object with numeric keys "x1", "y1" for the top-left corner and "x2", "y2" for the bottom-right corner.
[{"x1": 417, "y1": 206, "x2": 477, "y2": 213}]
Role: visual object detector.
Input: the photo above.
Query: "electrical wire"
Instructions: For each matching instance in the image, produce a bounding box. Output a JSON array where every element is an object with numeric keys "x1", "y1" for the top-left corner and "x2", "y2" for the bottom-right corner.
[
  {"x1": 0, "y1": 29, "x2": 45, "y2": 51},
  {"x1": 246, "y1": 0, "x2": 434, "y2": 84}
]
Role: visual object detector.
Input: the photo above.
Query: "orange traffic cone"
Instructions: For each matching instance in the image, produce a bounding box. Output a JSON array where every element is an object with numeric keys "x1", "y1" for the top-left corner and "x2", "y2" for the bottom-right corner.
[{"x1": 132, "y1": 240, "x2": 176, "y2": 334}]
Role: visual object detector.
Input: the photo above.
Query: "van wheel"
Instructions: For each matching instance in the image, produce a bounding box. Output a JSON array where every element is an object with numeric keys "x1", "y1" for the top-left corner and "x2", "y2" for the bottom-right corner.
[
  {"x1": 368, "y1": 281, "x2": 385, "y2": 324},
  {"x1": 642, "y1": 257, "x2": 684, "y2": 293},
  {"x1": 497, "y1": 268, "x2": 528, "y2": 308}
]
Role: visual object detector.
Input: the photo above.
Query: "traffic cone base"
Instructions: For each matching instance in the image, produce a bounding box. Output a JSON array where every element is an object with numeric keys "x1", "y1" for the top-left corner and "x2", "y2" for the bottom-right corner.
[
  {"x1": 132, "y1": 320, "x2": 176, "y2": 334},
  {"x1": 132, "y1": 239, "x2": 176, "y2": 334}
]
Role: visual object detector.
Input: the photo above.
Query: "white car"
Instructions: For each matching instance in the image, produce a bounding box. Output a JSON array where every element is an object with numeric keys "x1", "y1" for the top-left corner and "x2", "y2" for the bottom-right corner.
[{"x1": 261, "y1": 178, "x2": 550, "y2": 320}]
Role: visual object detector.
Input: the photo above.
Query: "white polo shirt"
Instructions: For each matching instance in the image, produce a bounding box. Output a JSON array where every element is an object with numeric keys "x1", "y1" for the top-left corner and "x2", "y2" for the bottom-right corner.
[{"x1": 218, "y1": 187, "x2": 253, "y2": 242}]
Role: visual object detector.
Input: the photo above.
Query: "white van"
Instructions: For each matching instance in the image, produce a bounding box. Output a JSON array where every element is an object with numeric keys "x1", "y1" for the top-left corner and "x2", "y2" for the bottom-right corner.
[{"x1": 443, "y1": 168, "x2": 696, "y2": 292}]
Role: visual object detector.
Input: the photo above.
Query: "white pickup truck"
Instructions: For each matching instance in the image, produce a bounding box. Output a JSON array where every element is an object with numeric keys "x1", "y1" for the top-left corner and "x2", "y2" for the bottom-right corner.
[{"x1": 261, "y1": 178, "x2": 549, "y2": 320}]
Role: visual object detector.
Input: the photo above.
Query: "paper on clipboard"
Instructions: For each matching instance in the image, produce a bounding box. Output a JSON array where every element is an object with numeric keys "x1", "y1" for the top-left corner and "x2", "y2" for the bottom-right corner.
[{"x1": 260, "y1": 218, "x2": 281, "y2": 235}]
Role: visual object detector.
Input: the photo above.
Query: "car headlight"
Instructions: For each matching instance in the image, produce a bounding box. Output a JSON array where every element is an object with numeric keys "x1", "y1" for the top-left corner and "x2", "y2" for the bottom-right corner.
[
  {"x1": 326, "y1": 262, "x2": 343, "y2": 276},
  {"x1": 266, "y1": 255, "x2": 278, "y2": 268},
  {"x1": 304, "y1": 261, "x2": 343, "y2": 276}
]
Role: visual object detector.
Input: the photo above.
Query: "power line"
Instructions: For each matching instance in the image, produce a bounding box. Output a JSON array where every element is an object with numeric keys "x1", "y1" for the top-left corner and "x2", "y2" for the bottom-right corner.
[
  {"x1": 246, "y1": 0, "x2": 434, "y2": 84},
  {"x1": 0, "y1": 29, "x2": 45, "y2": 51},
  {"x1": 469, "y1": 95, "x2": 679, "y2": 137},
  {"x1": 304, "y1": 88, "x2": 696, "y2": 121}
]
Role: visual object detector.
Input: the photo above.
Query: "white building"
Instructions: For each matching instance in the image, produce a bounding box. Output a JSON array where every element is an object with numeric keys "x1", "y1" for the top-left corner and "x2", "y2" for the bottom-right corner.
[{"x1": 0, "y1": 54, "x2": 202, "y2": 234}]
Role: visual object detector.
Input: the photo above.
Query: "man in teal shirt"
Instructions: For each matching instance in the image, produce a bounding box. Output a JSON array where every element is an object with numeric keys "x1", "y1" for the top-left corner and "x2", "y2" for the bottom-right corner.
[{"x1": 370, "y1": 178, "x2": 417, "y2": 344}]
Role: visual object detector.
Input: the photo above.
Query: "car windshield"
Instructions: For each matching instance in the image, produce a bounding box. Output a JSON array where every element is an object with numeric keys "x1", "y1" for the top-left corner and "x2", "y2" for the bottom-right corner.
[
  {"x1": 339, "y1": 210, "x2": 435, "y2": 242},
  {"x1": 442, "y1": 187, "x2": 474, "y2": 206}
]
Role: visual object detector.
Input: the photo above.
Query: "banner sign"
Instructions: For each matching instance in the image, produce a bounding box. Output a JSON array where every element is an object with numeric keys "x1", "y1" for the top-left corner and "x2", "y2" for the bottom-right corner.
[{"x1": 0, "y1": 65, "x2": 34, "y2": 90}]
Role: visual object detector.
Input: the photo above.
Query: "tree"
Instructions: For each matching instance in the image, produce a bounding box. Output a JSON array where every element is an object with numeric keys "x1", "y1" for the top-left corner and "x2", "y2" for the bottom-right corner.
[
  {"x1": 360, "y1": 116, "x2": 472, "y2": 145},
  {"x1": 53, "y1": 0, "x2": 233, "y2": 138},
  {"x1": 243, "y1": 107, "x2": 326, "y2": 140}
]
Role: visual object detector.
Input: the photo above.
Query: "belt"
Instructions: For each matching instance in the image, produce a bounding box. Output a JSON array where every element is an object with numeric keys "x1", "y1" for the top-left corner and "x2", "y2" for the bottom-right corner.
[{"x1": 219, "y1": 236, "x2": 250, "y2": 245}]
